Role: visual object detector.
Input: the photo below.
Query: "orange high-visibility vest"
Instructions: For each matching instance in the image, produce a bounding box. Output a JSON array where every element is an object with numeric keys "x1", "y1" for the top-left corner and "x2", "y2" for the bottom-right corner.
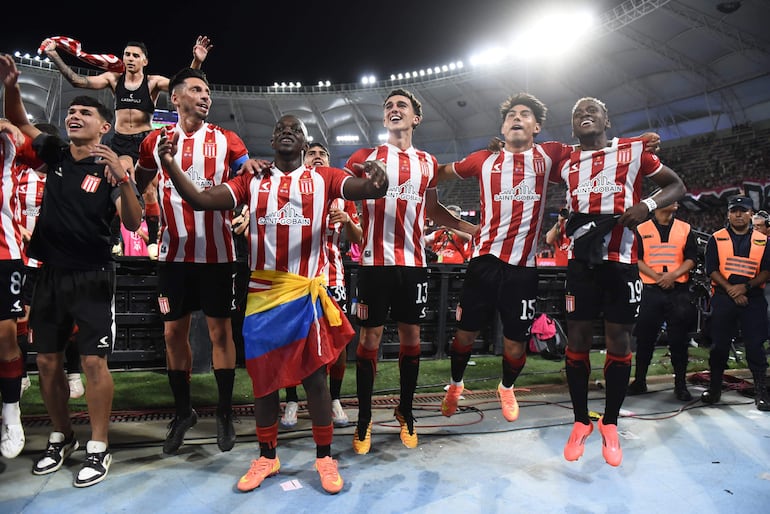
[
  {"x1": 637, "y1": 218, "x2": 691, "y2": 284},
  {"x1": 713, "y1": 228, "x2": 767, "y2": 287}
]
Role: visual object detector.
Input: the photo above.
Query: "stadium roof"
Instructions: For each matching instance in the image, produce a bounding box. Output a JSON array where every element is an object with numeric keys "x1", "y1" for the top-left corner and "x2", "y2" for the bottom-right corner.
[{"x1": 6, "y1": 0, "x2": 770, "y2": 166}]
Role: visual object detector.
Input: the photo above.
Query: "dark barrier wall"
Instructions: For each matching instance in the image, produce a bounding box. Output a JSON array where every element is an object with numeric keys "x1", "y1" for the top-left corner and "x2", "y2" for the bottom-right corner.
[{"x1": 26, "y1": 259, "x2": 572, "y2": 370}]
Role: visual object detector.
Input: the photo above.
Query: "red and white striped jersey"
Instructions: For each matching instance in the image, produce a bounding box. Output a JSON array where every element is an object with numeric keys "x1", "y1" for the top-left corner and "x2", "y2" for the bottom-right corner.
[
  {"x1": 14, "y1": 166, "x2": 46, "y2": 268},
  {"x1": 452, "y1": 142, "x2": 572, "y2": 267},
  {"x1": 138, "y1": 123, "x2": 248, "y2": 263},
  {"x1": 324, "y1": 198, "x2": 359, "y2": 287},
  {"x1": 0, "y1": 133, "x2": 23, "y2": 261},
  {"x1": 224, "y1": 164, "x2": 351, "y2": 278},
  {"x1": 345, "y1": 143, "x2": 438, "y2": 267},
  {"x1": 552, "y1": 137, "x2": 663, "y2": 264}
]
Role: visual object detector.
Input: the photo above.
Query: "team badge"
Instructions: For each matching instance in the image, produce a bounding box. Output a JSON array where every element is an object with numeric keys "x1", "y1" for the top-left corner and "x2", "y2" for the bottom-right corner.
[
  {"x1": 299, "y1": 177, "x2": 315, "y2": 195},
  {"x1": 617, "y1": 146, "x2": 632, "y2": 164},
  {"x1": 203, "y1": 142, "x2": 216, "y2": 158},
  {"x1": 81, "y1": 174, "x2": 102, "y2": 193},
  {"x1": 419, "y1": 157, "x2": 430, "y2": 178},
  {"x1": 565, "y1": 294, "x2": 575, "y2": 313},
  {"x1": 158, "y1": 296, "x2": 170, "y2": 315},
  {"x1": 533, "y1": 156, "x2": 546, "y2": 176},
  {"x1": 357, "y1": 303, "x2": 369, "y2": 321}
]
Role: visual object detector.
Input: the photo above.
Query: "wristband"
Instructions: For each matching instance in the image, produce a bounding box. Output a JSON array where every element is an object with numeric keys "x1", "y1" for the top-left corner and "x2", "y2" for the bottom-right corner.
[
  {"x1": 641, "y1": 197, "x2": 657, "y2": 212},
  {"x1": 118, "y1": 174, "x2": 131, "y2": 185}
]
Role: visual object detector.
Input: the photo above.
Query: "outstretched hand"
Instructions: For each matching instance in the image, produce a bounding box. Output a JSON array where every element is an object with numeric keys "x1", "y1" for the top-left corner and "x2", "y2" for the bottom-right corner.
[
  {"x1": 157, "y1": 128, "x2": 180, "y2": 166},
  {"x1": 92, "y1": 143, "x2": 132, "y2": 185},
  {"x1": 361, "y1": 159, "x2": 388, "y2": 191},
  {"x1": 193, "y1": 36, "x2": 213, "y2": 62},
  {"x1": 239, "y1": 158, "x2": 272, "y2": 177},
  {"x1": 487, "y1": 137, "x2": 504, "y2": 153},
  {"x1": 0, "y1": 54, "x2": 20, "y2": 86}
]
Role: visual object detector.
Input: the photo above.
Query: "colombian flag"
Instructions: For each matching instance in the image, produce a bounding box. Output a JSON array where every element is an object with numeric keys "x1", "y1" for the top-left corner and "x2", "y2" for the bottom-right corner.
[{"x1": 243, "y1": 269, "x2": 354, "y2": 398}]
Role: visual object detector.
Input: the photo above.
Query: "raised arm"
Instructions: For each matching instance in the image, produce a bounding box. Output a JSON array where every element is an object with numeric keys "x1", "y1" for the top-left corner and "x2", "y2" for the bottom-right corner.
[
  {"x1": 40, "y1": 39, "x2": 114, "y2": 90},
  {"x1": 0, "y1": 54, "x2": 40, "y2": 140},
  {"x1": 425, "y1": 190, "x2": 478, "y2": 236},
  {"x1": 157, "y1": 129, "x2": 235, "y2": 211}
]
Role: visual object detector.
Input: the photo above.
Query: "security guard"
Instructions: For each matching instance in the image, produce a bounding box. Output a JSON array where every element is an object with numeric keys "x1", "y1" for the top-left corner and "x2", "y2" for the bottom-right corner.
[
  {"x1": 702, "y1": 195, "x2": 770, "y2": 411},
  {"x1": 628, "y1": 201, "x2": 698, "y2": 400}
]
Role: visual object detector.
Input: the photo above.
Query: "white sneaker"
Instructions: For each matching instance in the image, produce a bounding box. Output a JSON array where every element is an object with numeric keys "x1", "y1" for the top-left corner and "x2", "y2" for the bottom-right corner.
[
  {"x1": 68, "y1": 373, "x2": 85, "y2": 399},
  {"x1": 20, "y1": 376, "x2": 31, "y2": 397},
  {"x1": 331, "y1": 399, "x2": 349, "y2": 427},
  {"x1": 147, "y1": 243, "x2": 158, "y2": 260},
  {"x1": 1, "y1": 422, "x2": 25, "y2": 458},
  {"x1": 280, "y1": 401, "x2": 298, "y2": 428},
  {"x1": 74, "y1": 441, "x2": 111, "y2": 488}
]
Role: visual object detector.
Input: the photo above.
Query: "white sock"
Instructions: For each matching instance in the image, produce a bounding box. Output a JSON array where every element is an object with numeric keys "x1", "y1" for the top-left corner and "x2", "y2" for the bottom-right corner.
[
  {"x1": 87, "y1": 440, "x2": 108, "y2": 453},
  {"x1": 2, "y1": 402, "x2": 21, "y2": 424}
]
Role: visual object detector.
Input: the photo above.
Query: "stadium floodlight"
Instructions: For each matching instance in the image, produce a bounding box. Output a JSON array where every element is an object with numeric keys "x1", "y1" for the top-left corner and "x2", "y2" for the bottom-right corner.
[{"x1": 336, "y1": 134, "x2": 360, "y2": 143}]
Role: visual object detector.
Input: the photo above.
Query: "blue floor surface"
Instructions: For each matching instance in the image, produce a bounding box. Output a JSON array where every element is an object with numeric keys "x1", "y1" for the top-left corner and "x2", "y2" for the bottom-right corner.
[{"x1": 2, "y1": 375, "x2": 769, "y2": 514}]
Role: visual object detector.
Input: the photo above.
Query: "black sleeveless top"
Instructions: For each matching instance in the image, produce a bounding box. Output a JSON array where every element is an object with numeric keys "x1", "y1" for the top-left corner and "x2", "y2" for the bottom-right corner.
[{"x1": 114, "y1": 74, "x2": 155, "y2": 114}]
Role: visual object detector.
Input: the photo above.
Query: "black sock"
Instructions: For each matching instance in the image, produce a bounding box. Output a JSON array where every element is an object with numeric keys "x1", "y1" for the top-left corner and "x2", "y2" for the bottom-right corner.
[
  {"x1": 167, "y1": 370, "x2": 191, "y2": 418},
  {"x1": 399, "y1": 353, "x2": 420, "y2": 416},
  {"x1": 284, "y1": 386, "x2": 299, "y2": 403},
  {"x1": 356, "y1": 357, "x2": 375, "y2": 426},
  {"x1": 214, "y1": 368, "x2": 235, "y2": 415}
]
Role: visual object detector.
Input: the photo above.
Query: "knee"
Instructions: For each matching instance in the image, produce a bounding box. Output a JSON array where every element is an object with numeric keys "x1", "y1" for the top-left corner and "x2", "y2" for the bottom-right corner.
[{"x1": 36, "y1": 353, "x2": 60, "y2": 374}]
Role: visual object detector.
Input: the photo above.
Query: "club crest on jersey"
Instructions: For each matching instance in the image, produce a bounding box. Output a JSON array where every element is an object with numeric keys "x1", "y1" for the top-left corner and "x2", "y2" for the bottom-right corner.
[
  {"x1": 185, "y1": 166, "x2": 213, "y2": 188},
  {"x1": 419, "y1": 157, "x2": 430, "y2": 177},
  {"x1": 299, "y1": 177, "x2": 315, "y2": 195},
  {"x1": 533, "y1": 156, "x2": 546, "y2": 175},
  {"x1": 387, "y1": 181, "x2": 421, "y2": 202},
  {"x1": 258, "y1": 204, "x2": 310, "y2": 226},
  {"x1": 203, "y1": 142, "x2": 216, "y2": 159},
  {"x1": 494, "y1": 181, "x2": 540, "y2": 202},
  {"x1": 616, "y1": 145, "x2": 633, "y2": 164},
  {"x1": 81, "y1": 174, "x2": 102, "y2": 193}
]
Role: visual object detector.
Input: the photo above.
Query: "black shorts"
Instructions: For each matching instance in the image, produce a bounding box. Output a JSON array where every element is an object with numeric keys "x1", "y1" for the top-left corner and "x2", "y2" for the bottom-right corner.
[
  {"x1": 565, "y1": 259, "x2": 641, "y2": 324},
  {"x1": 157, "y1": 262, "x2": 236, "y2": 321},
  {"x1": 457, "y1": 255, "x2": 538, "y2": 342},
  {"x1": 29, "y1": 266, "x2": 116, "y2": 356},
  {"x1": 21, "y1": 265, "x2": 39, "y2": 307},
  {"x1": 0, "y1": 259, "x2": 24, "y2": 321},
  {"x1": 109, "y1": 130, "x2": 152, "y2": 163},
  {"x1": 355, "y1": 266, "x2": 428, "y2": 327}
]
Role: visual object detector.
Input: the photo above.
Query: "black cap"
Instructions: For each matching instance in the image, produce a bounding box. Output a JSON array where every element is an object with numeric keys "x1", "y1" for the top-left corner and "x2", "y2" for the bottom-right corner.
[{"x1": 728, "y1": 195, "x2": 753, "y2": 211}]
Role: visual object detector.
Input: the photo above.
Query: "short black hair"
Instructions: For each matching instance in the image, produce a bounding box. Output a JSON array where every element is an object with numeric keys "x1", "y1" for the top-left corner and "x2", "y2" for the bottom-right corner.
[
  {"x1": 500, "y1": 92, "x2": 548, "y2": 124},
  {"x1": 169, "y1": 67, "x2": 208, "y2": 93},
  {"x1": 69, "y1": 95, "x2": 113, "y2": 124},
  {"x1": 125, "y1": 41, "x2": 149, "y2": 58}
]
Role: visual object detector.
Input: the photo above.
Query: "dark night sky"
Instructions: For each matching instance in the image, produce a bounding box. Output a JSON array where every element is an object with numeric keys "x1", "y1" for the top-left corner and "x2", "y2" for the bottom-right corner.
[{"x1": 3, "y1": 1, "x2": 625, "y2": 87}]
